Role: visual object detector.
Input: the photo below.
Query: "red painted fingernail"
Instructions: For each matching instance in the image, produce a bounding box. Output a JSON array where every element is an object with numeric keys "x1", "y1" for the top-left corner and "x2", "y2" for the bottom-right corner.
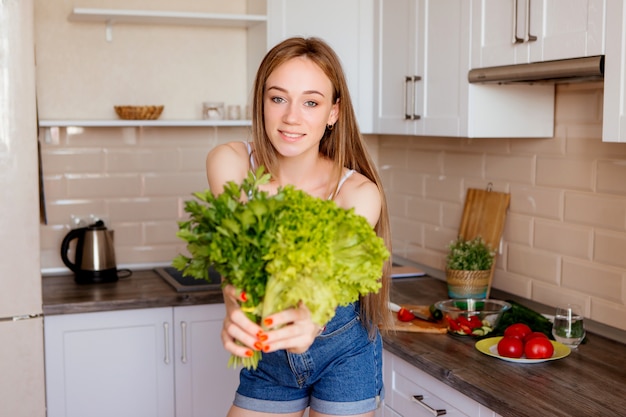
[
  {"x1": 245, "y1": 350, "x2": 254, "y2": 357},
  {"x1": 262, "y1": 344, "x2": 270, "y2": 352},
  {"x1": 240, "y1": 291, "x2": 247, "y2": 302},
  {"x1": 263, "y1": 317, "x2": 273, "y2": 326},
  {"x1": 258, "y1": 333, "x2": 268, "y2": 342},
  {"x1": 253, "y1": 341, "x2": 263, "y2": 350}
]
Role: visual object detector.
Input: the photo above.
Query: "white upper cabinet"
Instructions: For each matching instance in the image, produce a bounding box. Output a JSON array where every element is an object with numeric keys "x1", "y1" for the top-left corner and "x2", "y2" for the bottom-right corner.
[
  {"x1": 374, "y1": 0, "x2": 553, "y2": 138},
  {"x1": 472, "y1": 0, "x2": 605, "y2": 68},
  {"x1": 374, "y1": 0, "x2": 464, "y2": 136},
  {"x1": 603, "y1": 0, "x2": 626, "y2": 142},
  {"x1": 266, "y1": 0, "x2": 375, "y2": 133}
]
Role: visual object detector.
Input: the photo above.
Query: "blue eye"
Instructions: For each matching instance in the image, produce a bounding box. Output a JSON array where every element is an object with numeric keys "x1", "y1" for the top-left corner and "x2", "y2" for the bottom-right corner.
[
  {"x1": 271, "y1": 96, "x2": 286, "y2": 103},
  {"x1": 304, "y1": 101, "x2": 318, "y2": 107}
]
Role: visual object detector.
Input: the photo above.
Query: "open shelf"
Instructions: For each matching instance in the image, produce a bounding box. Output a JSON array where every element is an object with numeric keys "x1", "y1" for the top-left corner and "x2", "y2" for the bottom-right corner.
[
  {"x1": 38, "y1": 120, "x2": 252, "y2": 128},
  {"x1": 69, "y1": 8, "x2": 267, "y2": 28}
]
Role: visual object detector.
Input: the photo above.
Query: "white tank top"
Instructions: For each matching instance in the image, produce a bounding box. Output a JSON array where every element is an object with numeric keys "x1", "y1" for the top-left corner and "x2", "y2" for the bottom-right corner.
[{"x1": 244, "y1": 141, "x2": 354, "y2": 200}]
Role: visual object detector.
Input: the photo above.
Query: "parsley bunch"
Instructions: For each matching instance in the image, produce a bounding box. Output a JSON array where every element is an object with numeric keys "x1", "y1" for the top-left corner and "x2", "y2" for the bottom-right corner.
[{"x1": 173, "y1": 168, "x2": 389, "y2": 369}]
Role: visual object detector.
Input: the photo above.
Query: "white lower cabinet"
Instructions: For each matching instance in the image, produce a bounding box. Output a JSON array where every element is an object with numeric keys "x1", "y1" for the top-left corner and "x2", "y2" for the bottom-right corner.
[
  {"x1": 44, "y1": 304, "x2": 239, "y2": 417},
  {"x1": 381, "y1": 350, "x2": 501, "y2": 417}
]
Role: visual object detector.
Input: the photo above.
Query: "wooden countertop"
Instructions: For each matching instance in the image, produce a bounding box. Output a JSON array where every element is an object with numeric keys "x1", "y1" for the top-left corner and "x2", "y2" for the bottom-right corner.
[
  {"x1": 386, "y1": 277, "x2": 626, "y2": 417},
  {"x1": 42, "y1": 270, "x2": 626, "y2": 416}
]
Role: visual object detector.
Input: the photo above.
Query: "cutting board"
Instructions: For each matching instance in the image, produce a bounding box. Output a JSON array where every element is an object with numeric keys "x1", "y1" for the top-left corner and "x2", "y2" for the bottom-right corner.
[
  {"x1": 458, "y1": 187, "x2": 510, "y2": 250},
  {"x1": 457, "y1": 187, "x2": 510, "y2": 297},
  {"x1": 385, "y1": 305, "x2": 448, "y2": 334}
]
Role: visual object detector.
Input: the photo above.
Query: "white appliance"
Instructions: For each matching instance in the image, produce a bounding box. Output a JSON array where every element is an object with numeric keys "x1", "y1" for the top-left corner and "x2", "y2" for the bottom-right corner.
[{"x1": 0, "y1": 1, "x2": 47, "y2": 416}]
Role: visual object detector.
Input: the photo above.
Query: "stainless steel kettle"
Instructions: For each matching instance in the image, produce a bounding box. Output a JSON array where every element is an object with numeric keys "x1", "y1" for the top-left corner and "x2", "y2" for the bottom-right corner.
[{"x1": 61, "y1": 220, "x2": 119, "y2": 283}]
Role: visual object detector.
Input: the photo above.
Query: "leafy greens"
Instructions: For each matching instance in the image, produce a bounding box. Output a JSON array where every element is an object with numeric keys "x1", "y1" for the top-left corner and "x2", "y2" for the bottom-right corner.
[{"x1": 173, "y1": 168, "x2": 389, "y2": 369}]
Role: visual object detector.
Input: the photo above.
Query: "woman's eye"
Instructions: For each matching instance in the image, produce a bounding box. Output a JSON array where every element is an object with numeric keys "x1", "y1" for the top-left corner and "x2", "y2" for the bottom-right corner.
[
  {"x1": 271, "y1": 96, "x2": 286, "y2": 104},
  {"x1": 304, "y1": 100, "x2": 318, "y2": 107}
]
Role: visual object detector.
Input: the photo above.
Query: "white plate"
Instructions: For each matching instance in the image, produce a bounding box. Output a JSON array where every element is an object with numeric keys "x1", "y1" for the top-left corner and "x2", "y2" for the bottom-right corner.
[{"x1": 475, "y1": 336, "x2": 571, "y2": 363}]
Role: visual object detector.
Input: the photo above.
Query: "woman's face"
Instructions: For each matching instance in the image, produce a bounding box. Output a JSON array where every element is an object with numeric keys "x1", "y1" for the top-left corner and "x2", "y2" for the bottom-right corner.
[{"x1": 263, "y1": 56, "x2": 339, "y2": 158}]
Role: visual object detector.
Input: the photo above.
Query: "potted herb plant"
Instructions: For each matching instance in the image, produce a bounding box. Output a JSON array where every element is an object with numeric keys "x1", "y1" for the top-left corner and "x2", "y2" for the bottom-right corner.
[{"x1": 445, "y1": 236, "x2": 495, "y2": 299}]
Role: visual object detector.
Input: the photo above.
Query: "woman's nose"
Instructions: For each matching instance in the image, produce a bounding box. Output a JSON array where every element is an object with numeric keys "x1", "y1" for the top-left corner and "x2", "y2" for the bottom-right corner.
[{"x1": 282, "y1": 102, "x2": 300, "y2": 124}]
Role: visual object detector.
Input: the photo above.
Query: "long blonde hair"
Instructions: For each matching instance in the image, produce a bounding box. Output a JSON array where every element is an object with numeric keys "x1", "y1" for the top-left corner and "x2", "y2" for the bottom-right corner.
[{"x1": 251, "y1": 37, "x2": 392, "y2": 335}]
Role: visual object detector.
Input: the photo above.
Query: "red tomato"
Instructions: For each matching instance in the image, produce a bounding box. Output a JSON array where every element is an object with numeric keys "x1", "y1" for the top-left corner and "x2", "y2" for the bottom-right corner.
[
  {"x1": 525, "y1": 337, "x2": 555, "y2": 359},
  {"x1": 397, "y1": 307, "x2": 415, "y2": 322},
  {"x1": 468, "y1": 315, "x2": 482, "y2": 329},
  {"x1": 497, "y1": 336, "x2": 524, "y2": 358},
  {"x1": 504, "y1": 323, "x2": 532, "y2": 340},
  {"x1": 524, "y1": 331, "x2": 549, "y2": 343}
]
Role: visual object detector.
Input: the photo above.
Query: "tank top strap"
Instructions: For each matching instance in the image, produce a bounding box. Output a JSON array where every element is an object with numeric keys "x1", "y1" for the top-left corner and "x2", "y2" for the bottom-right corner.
[
  {"x1": 244, "y1": 141, "x2": 256, "y2": 174},
  {"x1": 329, "y1": 169, "x2": 355, "y2": 200}
]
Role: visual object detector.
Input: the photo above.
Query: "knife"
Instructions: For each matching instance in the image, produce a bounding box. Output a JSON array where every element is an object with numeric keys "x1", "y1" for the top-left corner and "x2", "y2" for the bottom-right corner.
[{"x1": 388, "y1": 301, "x2": 437, "y2": 322}]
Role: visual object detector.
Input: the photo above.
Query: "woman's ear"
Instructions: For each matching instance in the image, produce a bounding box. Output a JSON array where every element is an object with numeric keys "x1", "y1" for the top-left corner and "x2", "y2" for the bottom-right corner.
[{"x1": 328, "y1": 99, "x2": 340, "y2": 125}]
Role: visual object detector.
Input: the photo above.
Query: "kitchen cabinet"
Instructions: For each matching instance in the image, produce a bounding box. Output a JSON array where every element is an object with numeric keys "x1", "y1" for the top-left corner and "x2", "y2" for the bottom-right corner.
[
  {"x1": 44, "y1": 304, "x2": 238, "y2": 417},
  {"x1": 374, "y1": 0, "x2": 464, "y2": 136},
  {"x1": 471, "y1": 0, "x2": 605, "y2": 68},
  {"x1": 603, "y1": 0, "x2": 626, "y2": 142},
  {"x1": 374, "y1": 0, "x2": 554, "y2": 138},
  {"x1": 266, "y1": 0, "x2": 374, "y2": 133},
  {"x1": 382, "y1": 350, "x2": 501, "y2": 417}
]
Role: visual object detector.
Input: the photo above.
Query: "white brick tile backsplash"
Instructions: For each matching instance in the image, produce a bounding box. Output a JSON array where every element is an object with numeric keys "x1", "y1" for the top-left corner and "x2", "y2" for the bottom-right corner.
[
  {"x1": 485, "y1": 154, "x2": 535, "y2": 183},
  {"x1": 443, "y1": 152, "x2": 483, "y2": 177},
  {"x1": 536, "y1": 156, "x2": 594, "y2": 190},
  {"x1": 509, "y1": 185, "x2": 563, "y2": 219},
  {"x1": 594, "y1": 230, "x2": 626, "y2": 269},
  {"x1": 596, "y1": 159, "x2": 626, "y2": 195},
  {"x1": 562, "y1": 259, "x2": 622, "y2": 303},
  {"x1": 424, "y1": 175, "x2": 464, "y2": 203},
  {"x1": 406, "y1": 197, "x2": 440, "y2": 224},
  {"x1": 507, "y1": 243, "x2": 560, "y2": 283},
  {"x1": 502, "y1": 213, "x2": 533, "y2": 246},
  {"x1": 564, "y1": 192, "x2": 626, "y2": 230},
  {"x1": 42, "y1": 148, "x2": 104, "y2": 173},
  {"x1": 66, "y1": 173, "x2": 142, "y2": 198},
  {"x1": 107, "y1": 198, "x2": 178, "y2": 222},
  {"x1": 533, "y1": 219, "x2": 592, "y2": 259},
  {"x1": 143, "y1": 172, "x2": 207, "y2": 197}
]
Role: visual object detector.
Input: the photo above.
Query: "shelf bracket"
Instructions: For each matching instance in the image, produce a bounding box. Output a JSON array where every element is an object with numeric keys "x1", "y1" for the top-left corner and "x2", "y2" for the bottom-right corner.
[{"x1": 105, "y1": 20, "x2": 113, "y2": 42}]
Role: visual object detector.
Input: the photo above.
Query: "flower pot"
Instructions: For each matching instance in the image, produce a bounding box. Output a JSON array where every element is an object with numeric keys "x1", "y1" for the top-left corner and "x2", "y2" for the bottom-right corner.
[{"x1": 446, "y1": 269, "x2": 491, "y2": 299}]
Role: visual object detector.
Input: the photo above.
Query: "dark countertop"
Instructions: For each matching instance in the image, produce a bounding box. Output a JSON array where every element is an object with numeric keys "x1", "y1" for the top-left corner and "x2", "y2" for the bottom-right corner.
[
  {"x1": 42, "y1": 269, "x2": 224, "y2": 315},
  {"x1": 42, "y1": 270, "x2": 626, "y2": 416}
]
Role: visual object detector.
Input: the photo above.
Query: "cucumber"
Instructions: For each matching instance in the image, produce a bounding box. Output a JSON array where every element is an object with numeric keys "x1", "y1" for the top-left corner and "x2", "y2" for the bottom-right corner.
[{"x1": 429, "y1": 304, "x2": 443, "y2": 321}]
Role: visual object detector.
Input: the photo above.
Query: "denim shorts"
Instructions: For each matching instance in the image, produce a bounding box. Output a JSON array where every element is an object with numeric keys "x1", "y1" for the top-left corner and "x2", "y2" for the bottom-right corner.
[{"x1": 233, "y1": 302, "x2": 384, "y2": 415}]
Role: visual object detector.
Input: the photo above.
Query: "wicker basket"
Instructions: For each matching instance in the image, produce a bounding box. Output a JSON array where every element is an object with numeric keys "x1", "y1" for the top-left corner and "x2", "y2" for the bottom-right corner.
[
  {"x1": 446, "y1": 269, "x2": 491, "y2": 299},
  {"x1": 114, "y1": 105, "x2": 164, "y2": 120}
]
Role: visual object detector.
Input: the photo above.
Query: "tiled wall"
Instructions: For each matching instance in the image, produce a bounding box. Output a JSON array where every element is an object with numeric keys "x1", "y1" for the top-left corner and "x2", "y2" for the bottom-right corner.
[
  {"x1": 39, "y1": 125, "x2": 253, "y2": 271},
  {"x1": 381, "y1": 82, "x2": 626, "y2": 332},
  {"x1": 39, "y1": 82, "x2": 626, "y2": 332}
]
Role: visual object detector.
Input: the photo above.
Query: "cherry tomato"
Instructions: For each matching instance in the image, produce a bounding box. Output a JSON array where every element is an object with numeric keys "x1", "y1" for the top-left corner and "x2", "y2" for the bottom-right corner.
[
  {"x1": 468, "y1": 315, "x2": 482, "y2": 329},
  {"x1": 504, "y1": 323, "x2": 532, "y2": 340},
  {"x1": 497, "y1": 336, "x2": 524, "y2": 358},
  {"x1": 397, "y1": 307, "x2": 416, "y2": 322},
  {"x1": 525, "y1": 337, "x2": 555, "y2": 359},
  {"x1": 446, "y1": 316, "x2": 461, "y2": 331},
  {"x1": 524, "y1": 331, "x2": 549, "y2": 343}
]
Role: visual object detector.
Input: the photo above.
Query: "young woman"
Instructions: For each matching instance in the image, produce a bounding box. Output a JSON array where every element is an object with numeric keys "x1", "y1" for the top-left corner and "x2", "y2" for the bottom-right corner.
[{"x1": 206, "y1": 37, "x2": 392, "y2": 417}]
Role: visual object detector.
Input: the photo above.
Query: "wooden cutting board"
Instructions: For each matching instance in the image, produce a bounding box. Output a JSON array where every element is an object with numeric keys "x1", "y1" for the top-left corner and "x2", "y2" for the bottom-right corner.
[
  {"x1": 458, "y1": 187, "x2": 510, "y2": 250},
  {"x1": 385, "y1": 305, "x2": 448, "y2": 334}
]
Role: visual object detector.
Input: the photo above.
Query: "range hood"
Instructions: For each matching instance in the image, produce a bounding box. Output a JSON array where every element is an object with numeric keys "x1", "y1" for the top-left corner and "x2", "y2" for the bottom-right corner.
[{"x1": 468, "y1": 55, "x2": 604, "y2": 84}]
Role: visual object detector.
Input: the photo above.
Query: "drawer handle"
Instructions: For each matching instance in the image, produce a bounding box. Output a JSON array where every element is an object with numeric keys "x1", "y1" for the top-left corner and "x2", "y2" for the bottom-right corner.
[
  {"x1": 180, "y1": 321, "x2": 188, "y2": 364},
  {"x1": 525, "y1": 0, "x2": 537, "y2": 42},
  {"x1": 412, "y1": 395, "x2": 446, "y2": 416},
  {"x1": 163, "y1": 322, "x2": 170, "y2": 365}
]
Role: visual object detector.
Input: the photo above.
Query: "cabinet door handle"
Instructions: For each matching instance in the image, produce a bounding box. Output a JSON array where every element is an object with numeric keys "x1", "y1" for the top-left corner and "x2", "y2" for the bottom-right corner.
[
  {"x1": 512, "y1": 0, "x2": 524, "y2": 44},
  {"x1": 163, "y1": 322, "x2": 170, "y2": 365},
  {"x1": 404, "y1": 76, "x2": 413, "y2": 120},
  {"x1": 525, "y1": 0, "x2": 537, "y2": 41},
  {"x1": 404, "y1": 76, "x2": 422, "y2": 121},
  {"x1": 180, "y1": 321, "x2": 188, "y2": 364},
  {"x1": 412, "y1": 395, "x2": 446, "y2": 416}
]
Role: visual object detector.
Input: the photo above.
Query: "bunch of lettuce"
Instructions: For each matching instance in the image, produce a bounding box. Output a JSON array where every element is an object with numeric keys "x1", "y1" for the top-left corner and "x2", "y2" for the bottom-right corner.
[{"x1": 172, "y1": 168, "x2": 389, "y2": 369}]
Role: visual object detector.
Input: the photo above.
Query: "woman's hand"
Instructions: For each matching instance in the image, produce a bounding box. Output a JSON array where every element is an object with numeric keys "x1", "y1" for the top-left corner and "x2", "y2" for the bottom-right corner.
[
  {"x1": 261, "y1": 302, "x2": 322, "y2": 354},
  {"x1": 221, "y1": 285, "x2": 322, "y2": 357},
  {"x1": 221, "y1": 284, "x2": 264, "y2": 359}
]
